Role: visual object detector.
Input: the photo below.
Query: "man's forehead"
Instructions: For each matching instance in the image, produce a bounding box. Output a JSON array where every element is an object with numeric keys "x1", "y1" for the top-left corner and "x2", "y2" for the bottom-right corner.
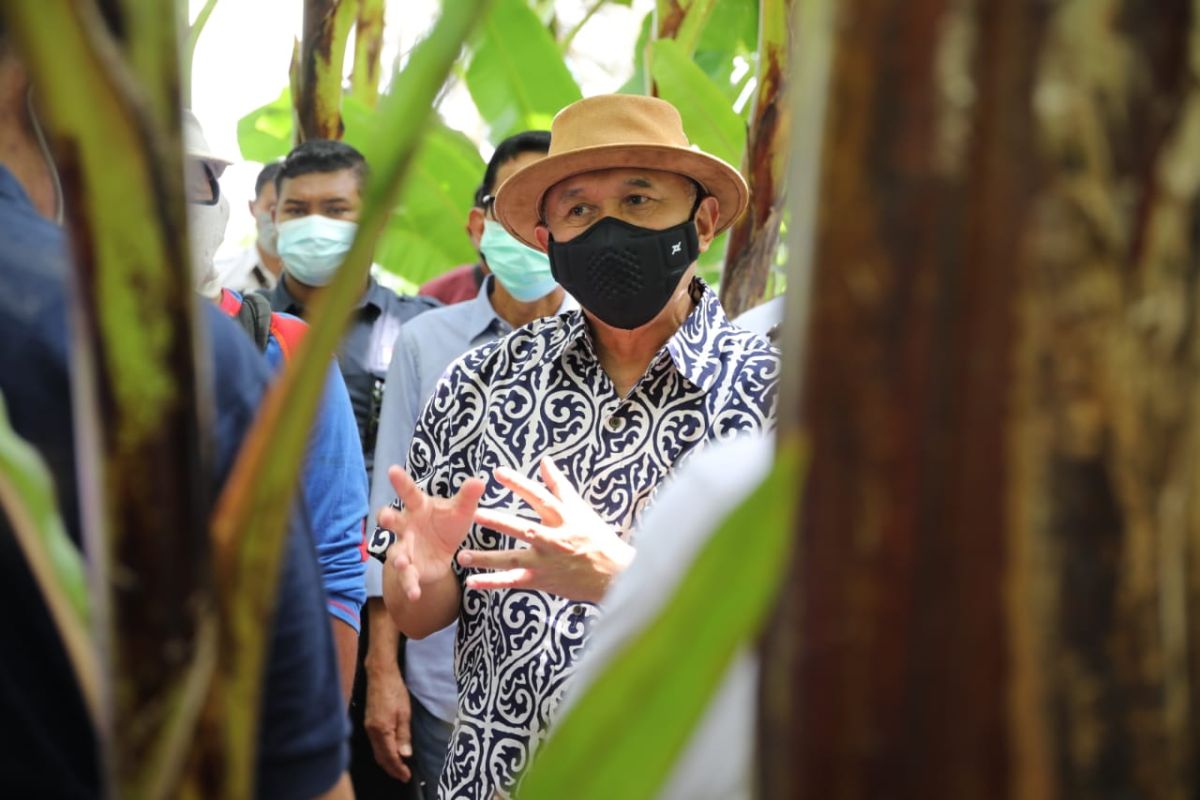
[
  {"x1": 278, "y1": 168, "x2": 360, "y2": 201},
  {"x1": 547, "y1": 167, "x2": 690, "y2": 199}
]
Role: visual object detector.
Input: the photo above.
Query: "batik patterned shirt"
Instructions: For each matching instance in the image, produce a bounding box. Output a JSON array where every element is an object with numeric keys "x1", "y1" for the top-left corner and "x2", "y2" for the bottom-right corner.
[{"x1": 400, "y1": 279, "x2": 780, "y2": 799}]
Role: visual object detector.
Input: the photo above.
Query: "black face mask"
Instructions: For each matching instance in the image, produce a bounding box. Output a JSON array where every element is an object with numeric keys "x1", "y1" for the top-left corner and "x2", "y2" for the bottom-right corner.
[{"x1": 547, "y1": 216, "x2": 700, "y2": 330}]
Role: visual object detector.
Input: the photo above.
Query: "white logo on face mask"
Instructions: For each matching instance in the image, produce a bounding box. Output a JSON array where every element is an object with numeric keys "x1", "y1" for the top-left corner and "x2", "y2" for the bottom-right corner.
[{"x1": 671, "y1": 242, "x2": 682, "y2": 255}]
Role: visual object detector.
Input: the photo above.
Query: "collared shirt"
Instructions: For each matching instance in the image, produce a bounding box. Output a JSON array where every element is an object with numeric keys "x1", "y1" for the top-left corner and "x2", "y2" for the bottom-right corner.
[
  {"x1": 367, "y1": 276, "x2": 575, "y2": 725},
  {"x1": 396, "y1": 278, "x2": 780, "y2": 799},
  {"x1": 215, "y1": 246, "x2": 279, "y2": 293},
  {"x1": 260, "y1": 274, "x2": 440, "y2": 481}
]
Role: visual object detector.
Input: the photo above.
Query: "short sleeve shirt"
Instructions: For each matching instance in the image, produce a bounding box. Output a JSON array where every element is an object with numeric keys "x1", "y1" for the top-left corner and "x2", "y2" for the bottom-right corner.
[{"x1": 399, "y1": 278, "x2": 780, "y2": 799}]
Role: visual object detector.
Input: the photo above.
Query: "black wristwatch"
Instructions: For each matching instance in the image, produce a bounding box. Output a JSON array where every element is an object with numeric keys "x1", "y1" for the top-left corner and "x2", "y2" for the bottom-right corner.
[{"x1": 367, "y1": 527, "x2": 397, "y2": 564}]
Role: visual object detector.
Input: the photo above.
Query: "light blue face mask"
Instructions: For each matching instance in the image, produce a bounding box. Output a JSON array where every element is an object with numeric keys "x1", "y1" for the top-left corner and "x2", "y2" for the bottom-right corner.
[
  {"x1": 277, "y1": 215, "x2": 358, "y2": 287},
  {"x1": 480, "y1": 219, "x2": 557, "y2": 302},
  {"x1": 255, "y1": 210, "x2": 278, "y2": 257}
]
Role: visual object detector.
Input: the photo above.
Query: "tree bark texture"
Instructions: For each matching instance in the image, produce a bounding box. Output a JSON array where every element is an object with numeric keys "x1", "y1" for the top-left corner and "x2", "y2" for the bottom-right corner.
[
  {"x1": 719, "y1": 0, "x2": 793, "y2": 318},
  {"x1": 350, "y1": 0, "x2": 385, "y2": 108},
  {"x1": 296, "y1": 0, "x2": 357, "y2": 141},
  {"x1": 760, "y1": 0, "x2": 1200, "y2": 798}
]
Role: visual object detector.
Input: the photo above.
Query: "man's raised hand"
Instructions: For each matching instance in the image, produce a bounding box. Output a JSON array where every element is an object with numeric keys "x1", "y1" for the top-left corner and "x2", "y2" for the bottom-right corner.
[
  {"x1": 377, "y1": 466, "x2": 485, "y2": 602},
  {"x1": 459, "y1": 457, "x2": 634, "y2": 603}
]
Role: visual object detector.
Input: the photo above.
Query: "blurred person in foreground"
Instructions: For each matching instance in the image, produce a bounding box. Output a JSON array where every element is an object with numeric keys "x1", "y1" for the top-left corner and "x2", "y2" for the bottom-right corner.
[
  {"x1": 0, "y1": 27, "x2": 350, "y2": 798},
  {"x1": 214, "y1": 160, "x2": 286, "y2": 293},
  {"x1": 372, "y1": 94, "x2": 780, "y2": 799},
  {"x1": 363, "y1": 130, "x2": 572, "y2": 799},
  {"x1": 185, "y1": 113, "x2": 369, "y2": 701}
]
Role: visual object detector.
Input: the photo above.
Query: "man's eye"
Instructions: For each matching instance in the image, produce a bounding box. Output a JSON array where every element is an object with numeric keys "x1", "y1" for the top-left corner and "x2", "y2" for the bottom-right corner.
[
  {"x1": 568, "y1": 204, "x2": 589, "y2": 217},
  {"x1": 625, "y1": 194, "x2": 650, "y2": 206}
]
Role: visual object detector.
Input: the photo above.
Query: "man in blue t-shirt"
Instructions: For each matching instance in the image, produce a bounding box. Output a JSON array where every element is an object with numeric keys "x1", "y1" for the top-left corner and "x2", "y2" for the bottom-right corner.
[{"x1": 0, "y1": 35, "x2": 350, "y2": 798}]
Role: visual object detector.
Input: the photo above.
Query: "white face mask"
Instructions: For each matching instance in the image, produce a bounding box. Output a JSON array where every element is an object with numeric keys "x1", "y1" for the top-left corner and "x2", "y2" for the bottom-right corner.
[
  {"x1": 277, "y1": 215, "x2": 358, "y2": 287},
  {"x1": 255, "y1": 210, "x2": 278, "y2": 257},
  {"x1": 188, "y1": 193, "x2": 230, "y2": 299}
]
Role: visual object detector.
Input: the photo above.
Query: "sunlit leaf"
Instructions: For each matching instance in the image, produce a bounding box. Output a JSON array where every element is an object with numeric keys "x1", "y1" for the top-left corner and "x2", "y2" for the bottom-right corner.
[
  {"x1": 618, "y1": 11, "x2": 652, "y2": 95},
  {"x1": 345, "y1": 97, "x2": 484, "y2": 285},
  {"x1": 236, "y1": 86, "x2": 294, "y2": 163},
  {"x1": 650, "y1": 38, "x2": 746, "y2": 166},
  {"x1": 466, "y1": 0, "x2": 582, "y2": 143},
  {"x1": 519, "y1": 437, "x2": 804, "y2": 799}
]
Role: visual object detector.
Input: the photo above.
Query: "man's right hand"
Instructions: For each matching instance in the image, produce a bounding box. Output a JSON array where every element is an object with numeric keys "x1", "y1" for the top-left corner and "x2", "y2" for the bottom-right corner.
[
  {"x1": 363, "y1": 654, "x2": 414, "y2": 782},
  {"x1": 377, "y1": 465, "x2": 486, "y2": 601}
]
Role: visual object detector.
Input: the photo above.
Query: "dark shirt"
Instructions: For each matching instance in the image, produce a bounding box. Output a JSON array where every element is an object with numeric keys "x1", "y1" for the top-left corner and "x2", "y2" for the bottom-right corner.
[
  {"x1": 0, "y1": 166, "x2": 347, "y2": 798},
  {"x1": 260, "y1": 275, "x2": 439, "y2": 481}
]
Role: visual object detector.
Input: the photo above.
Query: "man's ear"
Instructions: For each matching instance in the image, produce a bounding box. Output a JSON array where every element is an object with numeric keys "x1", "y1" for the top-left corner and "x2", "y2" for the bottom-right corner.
[
  {"x1": 534, "y1": 224, "x2": 551, "y2": 252},
  {"x1": 247, "y1": 199, "x2": 256, "y2": 217},
  {"x1": 466, "y1": 207, "x2": 485, "y2": 249},
  {"x1": 694, "y1": 195, "x2": 720, "y2": 253}
]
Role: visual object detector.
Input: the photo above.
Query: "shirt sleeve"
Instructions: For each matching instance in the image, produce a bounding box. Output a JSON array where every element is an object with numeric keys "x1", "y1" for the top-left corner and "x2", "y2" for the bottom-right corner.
[
  {"x1": 304, "y1": 362, "x2": 369, "y2": 631},
  {"x1": 366, "y1": 327, "x2": 425, "y2": 597}
]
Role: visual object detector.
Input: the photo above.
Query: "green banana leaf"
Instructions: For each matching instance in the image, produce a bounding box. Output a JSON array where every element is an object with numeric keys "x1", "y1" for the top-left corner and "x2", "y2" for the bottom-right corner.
[
  {"x1": 650, "y1": 38, "x2": 746, "y2": 168},
  {"x1": 466, "y1": 0, "x2": 582, "y2": 143}
]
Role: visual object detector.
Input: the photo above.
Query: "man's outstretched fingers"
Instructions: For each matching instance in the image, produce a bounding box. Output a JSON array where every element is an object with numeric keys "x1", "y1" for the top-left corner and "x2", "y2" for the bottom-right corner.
[
  {"x1": 494, "y1": 466, "x2": 564, "y2": 526},
  {"x1": 388, "y1": 465, "x2": 426, "y2": 512},
  {"x1": 453, "y1": 475, "x2": 487, "y2": 514},
  {"x1": 465, "y1": 568, "x2": 536, "y2": 591},
  {"x1": 540, "y1": 457, "x2": 581, "y2": 505},
  {"x1": 474, "y1": 507, "x2": 548, "y2": 546},
  {"x1": 457, "y1": 547, "x2": 536, "y2": 571}
]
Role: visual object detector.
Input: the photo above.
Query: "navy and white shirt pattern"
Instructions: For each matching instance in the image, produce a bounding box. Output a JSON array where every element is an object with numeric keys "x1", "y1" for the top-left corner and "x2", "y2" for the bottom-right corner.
[{"x1": 400, "y1": 279, "x2": 779, "y2": 799}]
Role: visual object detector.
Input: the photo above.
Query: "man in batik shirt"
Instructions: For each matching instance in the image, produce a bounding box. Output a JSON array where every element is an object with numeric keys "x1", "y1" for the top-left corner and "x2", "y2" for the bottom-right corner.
[{"x1": 370, "y1": 94, "x2": 780, "y2": 799}]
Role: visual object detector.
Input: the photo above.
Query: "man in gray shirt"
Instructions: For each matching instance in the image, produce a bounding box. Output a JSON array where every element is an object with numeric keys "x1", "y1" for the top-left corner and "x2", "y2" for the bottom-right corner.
[{"x1": 365, "y1": 131, "x2": 573, "y2": 799}]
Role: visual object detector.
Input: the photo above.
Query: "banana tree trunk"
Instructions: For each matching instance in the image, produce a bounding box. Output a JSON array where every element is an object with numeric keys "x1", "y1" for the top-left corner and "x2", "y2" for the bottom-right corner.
[
  {"x1": 4, "y1": 4, "x2": 213, "y2": 797},
  {"x1": 761, "y1": 0, "x2": 1200, "y2": 797},
  {"x1": 350, "y1": 0, "x2": 385, "y2": 108},
  {"x1": 719, "y1": 0, "x2": 792, "y2": 318},
  {"x1": 296, "y1": 0, "x2": 358, "y2": 141}
]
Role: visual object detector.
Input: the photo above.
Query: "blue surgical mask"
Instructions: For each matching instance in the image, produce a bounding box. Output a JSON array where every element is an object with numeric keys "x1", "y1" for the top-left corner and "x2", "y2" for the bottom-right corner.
[
  {"x1": 480, "y1": 220, "x2": 557, "y2": 302},
  {"x1": 277, "y1": 215, "x2": 358, "y2": 287}
]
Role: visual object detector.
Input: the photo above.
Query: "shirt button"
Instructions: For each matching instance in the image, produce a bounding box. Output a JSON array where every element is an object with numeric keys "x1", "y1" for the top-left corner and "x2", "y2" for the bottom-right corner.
[
  {"x1": 571, "y1": 605, "x2": 587, "y2": 618},
  {"x1": 607, "y1": 417, "x2": 620, "y2": 430}
]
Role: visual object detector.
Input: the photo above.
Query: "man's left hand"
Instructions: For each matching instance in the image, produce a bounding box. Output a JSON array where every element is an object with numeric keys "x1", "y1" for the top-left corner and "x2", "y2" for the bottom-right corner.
[{"x1": 458, "y1": 457, "x2": 634, "y2": 603}]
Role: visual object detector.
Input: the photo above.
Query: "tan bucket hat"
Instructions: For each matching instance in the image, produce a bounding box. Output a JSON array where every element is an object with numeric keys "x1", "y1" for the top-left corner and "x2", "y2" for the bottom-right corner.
[{"x1": 493, "y1": 94, "x2": 749, "y2": 250}]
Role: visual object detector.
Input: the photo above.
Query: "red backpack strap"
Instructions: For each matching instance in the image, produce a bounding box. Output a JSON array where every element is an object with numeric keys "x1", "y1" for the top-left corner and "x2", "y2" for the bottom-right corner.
[
  {"x1": 268, "y1": 312, "x2": 309, "y2": 360},
  {"x1": 217, "y1": 288, "x2": 242, "y2": 316}
]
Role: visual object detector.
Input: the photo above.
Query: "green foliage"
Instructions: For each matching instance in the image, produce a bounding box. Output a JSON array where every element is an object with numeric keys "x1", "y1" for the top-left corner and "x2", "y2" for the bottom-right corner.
[
  {"x1": 618, "y1": 11, "x2": 653, "y2": 95},
  {"x1": 519, "y1": 437, "x2": 804, "y2": 799},
  {"x1": 650, "y1": 39, "x2": 746, "y2": 168},
  {"x1": 236, "y1": 86, "x2": 293, "y2": 163},
  {"x1": 466, "y1": 0, "x2": 582, "y2": 143}
]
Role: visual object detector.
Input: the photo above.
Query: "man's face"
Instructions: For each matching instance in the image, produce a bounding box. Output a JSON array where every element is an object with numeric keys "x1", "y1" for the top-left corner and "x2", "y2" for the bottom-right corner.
[
  {"x1": 274, "y1": 168, "x2": 361, "y2": 224},
  {"x1": 536, "y1": 167, "x2": 701, "y2": 246},
  {"x1": 250, "y1": 179, "x2": 277, "y2": 220},
  {"x1": 469, "y1": 149, "x2": 545, "y2": 250}
]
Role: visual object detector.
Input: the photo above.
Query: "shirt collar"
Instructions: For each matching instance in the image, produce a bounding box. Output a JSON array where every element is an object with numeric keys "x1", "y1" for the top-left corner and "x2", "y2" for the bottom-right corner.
[
  {"x1": 359, "y1": 275, "x2": 389, "y2": 312},
  {"x1": 557, "y1": 277, "x2": 733, "y2": 393},
  {"x1": 268, "y1": 272, "x2": 382, "y2": 315},
  {"x1": 467, "y1": 275, "x2": 506, "y2": 339},
  {"x1": 663, "y1": 278, "x2": 734, "y2": 392}
]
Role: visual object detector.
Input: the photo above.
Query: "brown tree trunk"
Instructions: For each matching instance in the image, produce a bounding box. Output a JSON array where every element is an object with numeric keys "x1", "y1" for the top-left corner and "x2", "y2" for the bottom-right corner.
[
  {"x1": 719, "y1": 0, "x2": 792, "y2": 318},
  {"x1": 296, "y1": 0, "x2": 357, "y2": 141},
  {"x1": 760, "y1": 0, "x2": 1200, "y2": 798}
]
